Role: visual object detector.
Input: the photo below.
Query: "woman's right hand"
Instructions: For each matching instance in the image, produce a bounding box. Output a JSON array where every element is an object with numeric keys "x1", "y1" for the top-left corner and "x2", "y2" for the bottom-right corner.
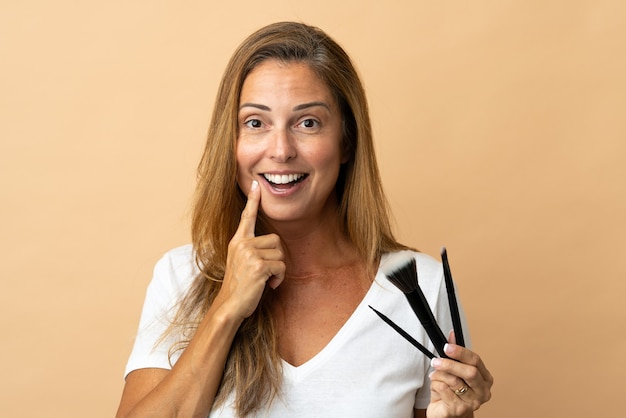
[{"x1": 218, "y1": 180, "x2": 286, "y2": 320}]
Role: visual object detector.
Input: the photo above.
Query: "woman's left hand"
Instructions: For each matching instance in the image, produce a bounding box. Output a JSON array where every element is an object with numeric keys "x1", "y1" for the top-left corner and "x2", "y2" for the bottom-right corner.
[{"x1": 426, "y1": 332, "x2": 493, "y2": 418}]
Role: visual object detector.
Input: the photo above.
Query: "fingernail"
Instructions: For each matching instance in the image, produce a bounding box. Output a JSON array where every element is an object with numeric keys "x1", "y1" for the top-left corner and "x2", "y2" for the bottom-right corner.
[
  {"x1": 431, "y1": 358, "x2": 442, "y2": 368},
  {"x1": 428, "y1": 371, "x2": 434, "y2": 380},
  {"x1": 251, "y1": 180, "x2": 258, "y2": 190},
  {"x1": 444, "y1": 343, "x2": 453, "y2": 355}
]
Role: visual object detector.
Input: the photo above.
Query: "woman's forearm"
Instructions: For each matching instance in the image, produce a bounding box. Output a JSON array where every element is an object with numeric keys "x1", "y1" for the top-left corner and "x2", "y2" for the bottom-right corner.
[{"x1": 118, "y1": 303, "x2": 243, "y2": 418}]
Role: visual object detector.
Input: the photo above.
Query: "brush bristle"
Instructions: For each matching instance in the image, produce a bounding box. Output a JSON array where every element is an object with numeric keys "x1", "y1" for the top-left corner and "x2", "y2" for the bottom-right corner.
[{"x1": 386, "y1": 258, "x2": 418, "y2": 293}]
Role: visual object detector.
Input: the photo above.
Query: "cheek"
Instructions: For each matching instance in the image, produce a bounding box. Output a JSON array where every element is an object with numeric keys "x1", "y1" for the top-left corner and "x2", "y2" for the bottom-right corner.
[
  {"x1": 235, "y1": 143, "x2": 252, "y2": 186},
  {"x1": 315, "y1": 143, "x2": 344, "y2": 171},
  {"x1": 236, "y1": 138, "x2": 264, "y2": 167}
]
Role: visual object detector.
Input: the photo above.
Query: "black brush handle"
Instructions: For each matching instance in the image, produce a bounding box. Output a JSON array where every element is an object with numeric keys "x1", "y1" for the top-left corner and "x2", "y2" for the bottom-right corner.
[
  {"x1": 369, "y1": 306, "x2": 435, "y2": 359},
  {"x1": 442, "y1": 248, "x2": 465, "y2": 347},
  {"x1": 406, "y1": 289, "x2": 449, "y2": 358}
]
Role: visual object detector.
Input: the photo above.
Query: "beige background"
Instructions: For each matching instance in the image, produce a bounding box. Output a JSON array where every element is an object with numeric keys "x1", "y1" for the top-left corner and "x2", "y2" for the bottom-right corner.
[{"x1": 1, "y1": 1, "x2": 624, "y2": 417}]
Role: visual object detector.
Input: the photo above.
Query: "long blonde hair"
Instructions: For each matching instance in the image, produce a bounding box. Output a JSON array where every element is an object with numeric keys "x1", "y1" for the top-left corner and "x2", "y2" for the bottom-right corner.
[{"x1": 167, "y1": 21, "x2": 407, "y2": 416}]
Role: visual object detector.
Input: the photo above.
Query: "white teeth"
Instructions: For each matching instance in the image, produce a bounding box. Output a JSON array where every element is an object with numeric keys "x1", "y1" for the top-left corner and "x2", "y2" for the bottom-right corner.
[{"x1": 263, "y1": 173, "x2": 305, "y2": 184}]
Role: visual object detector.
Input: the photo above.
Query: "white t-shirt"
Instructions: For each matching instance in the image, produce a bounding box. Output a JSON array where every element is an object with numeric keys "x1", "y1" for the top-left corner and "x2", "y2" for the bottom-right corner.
[{"x1": 125, "y1": 245, "x2": 469, "y2": 417}]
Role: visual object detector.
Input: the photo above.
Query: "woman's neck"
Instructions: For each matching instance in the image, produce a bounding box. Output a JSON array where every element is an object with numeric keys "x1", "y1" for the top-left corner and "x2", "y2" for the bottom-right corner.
[{"x1": 269, "y1": 214, "x2": 360, "y2": 278}]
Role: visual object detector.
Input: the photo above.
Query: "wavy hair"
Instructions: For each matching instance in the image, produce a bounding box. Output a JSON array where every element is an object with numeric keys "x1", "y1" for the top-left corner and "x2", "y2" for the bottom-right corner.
[{"x1": 165, "y1": 21, "x2": 407, "y2": 416}]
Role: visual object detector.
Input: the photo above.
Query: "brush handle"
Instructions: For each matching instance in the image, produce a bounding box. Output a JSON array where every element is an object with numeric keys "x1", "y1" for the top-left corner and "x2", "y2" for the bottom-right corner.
[
  {"x1": 441, "y1": 248, "x2": 465, "y2": 347},
  {"x1": 368, "y1": 306, "x2": 435, "y2": 359},
  {"x1": 406, "y1": 289, "x2": 449, "y2": 358}
]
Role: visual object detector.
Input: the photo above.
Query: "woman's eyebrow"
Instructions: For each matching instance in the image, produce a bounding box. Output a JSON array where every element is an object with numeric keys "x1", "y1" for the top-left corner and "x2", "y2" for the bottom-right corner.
[
  {"x1": 238, "y1": 101, "x2": 331, "y2": 112},
  {"x1": 239, "y1": 103, "x2": 271, "y2": 111},
  {"x1": 293, "y1": 101, "x2": 330, "y2": 111}
]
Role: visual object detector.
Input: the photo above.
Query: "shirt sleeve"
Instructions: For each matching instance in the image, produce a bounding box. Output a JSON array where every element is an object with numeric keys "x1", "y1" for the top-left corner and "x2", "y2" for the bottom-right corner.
[{"x1": 124, "y1": 245, "x2": 196, "y2": 378}]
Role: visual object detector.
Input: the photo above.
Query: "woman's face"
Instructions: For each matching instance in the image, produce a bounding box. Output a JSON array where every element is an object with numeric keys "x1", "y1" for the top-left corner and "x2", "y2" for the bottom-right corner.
[{"x1": 236, "y1": 59, "x2": 346, "y2": 226}]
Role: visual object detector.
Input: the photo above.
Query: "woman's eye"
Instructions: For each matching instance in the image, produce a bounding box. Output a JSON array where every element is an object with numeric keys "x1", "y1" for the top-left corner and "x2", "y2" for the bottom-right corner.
[
  {"x1": 299, "y1": 119, "x2": 319, "y2": 129},
  {"x1": 244, "y1": 119, "x2": 262, "y2": 128}
]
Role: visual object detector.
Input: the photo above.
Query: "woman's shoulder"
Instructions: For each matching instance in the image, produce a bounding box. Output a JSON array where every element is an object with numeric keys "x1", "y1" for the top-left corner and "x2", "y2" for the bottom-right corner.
[
  {"x1": 156, "y1": 243, "x2": 195, "y2": 266},
  {"x1": 150, "y1": 244, "x2": 198, "y2": 295},
  {"x1": 160, "y1": 243, "x2": 194, "y2": 259},
  {"x1": 381, "y1": 249, "x2": 442, "y2": 276},
  {"x1": 378, "y1": 249, "x2": 444, "y2": 294}
]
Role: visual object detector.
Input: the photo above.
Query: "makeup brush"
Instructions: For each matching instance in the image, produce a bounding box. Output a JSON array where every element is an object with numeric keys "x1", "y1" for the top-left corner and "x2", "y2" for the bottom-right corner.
[
  {"x1": 368, "y1": 305, "x2": 435, "y2": 359},
  {"x1": 386, "y1": 256, "x2": 449, "y2": 358},
  {"x1": 441, "y1": 247, "x2": 465, "y2": 347}
]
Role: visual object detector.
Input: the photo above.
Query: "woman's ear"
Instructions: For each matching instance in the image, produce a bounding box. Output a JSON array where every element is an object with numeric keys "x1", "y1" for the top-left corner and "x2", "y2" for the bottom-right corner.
[
  {"x1": 341, "y1": 150, "x2": 350, "y2": 164},
  {"x1": 340, "y1": 137, "x2": 352, "y2": 164}
]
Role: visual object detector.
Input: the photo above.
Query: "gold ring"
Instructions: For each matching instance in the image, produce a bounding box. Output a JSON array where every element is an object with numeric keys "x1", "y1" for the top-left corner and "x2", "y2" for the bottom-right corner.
[{"x1": 454, "y1": 385, "x2": 469, "y2": 395}]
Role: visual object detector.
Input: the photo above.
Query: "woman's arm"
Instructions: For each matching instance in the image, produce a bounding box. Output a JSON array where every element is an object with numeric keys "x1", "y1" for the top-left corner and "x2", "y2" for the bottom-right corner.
[
  {"x1": 416, "y1": 409, "x2": 474, "y2": 418},
  {"x1": 116, "y1": 181, "x2": 285, "y2": 417},
  {"x1": 116, "y1": 304, "x2": 243, "y2": 418},
  {"x1": 416, "y1": 408, "x2": 475, "y2": 418}
]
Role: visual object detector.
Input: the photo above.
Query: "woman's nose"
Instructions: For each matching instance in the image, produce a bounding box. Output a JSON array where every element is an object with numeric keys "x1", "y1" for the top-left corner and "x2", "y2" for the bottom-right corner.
[{"x1": 268, "y1": 128, "x2": 296, "y2": 162}]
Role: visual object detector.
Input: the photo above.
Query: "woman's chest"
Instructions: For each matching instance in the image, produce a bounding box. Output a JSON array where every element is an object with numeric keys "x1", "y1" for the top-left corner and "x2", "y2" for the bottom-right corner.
[{"x1": 272, "y1": 275, "x2": 370, "y2": 367}]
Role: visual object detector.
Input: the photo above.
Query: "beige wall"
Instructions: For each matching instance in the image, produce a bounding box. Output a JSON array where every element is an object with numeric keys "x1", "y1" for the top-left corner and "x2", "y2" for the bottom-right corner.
[{"x1": 1, "y1": 1, "x2": 624, "y2": 416}]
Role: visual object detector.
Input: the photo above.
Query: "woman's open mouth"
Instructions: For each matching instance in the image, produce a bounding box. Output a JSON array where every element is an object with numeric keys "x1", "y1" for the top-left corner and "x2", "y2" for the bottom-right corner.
[{"x1": 263, "y1": 173, "x2": 308, "y2": 190}]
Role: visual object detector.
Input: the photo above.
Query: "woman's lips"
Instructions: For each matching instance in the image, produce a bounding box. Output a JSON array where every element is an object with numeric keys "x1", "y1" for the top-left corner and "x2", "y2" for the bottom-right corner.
[{"x1": 260, "y1": 173, "x2": 309, "y2": 194}]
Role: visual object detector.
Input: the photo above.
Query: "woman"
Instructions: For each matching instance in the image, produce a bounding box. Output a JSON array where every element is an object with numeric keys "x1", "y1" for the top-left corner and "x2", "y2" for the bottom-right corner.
[{"x1": 116, "y1": 21, "x2": 493, "y2": 418}]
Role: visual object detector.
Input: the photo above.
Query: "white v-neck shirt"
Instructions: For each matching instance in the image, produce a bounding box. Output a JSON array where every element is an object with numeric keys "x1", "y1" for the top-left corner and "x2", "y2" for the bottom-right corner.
[{"x1": 124, "y1": 245, "x2": 469, "y2": 417}]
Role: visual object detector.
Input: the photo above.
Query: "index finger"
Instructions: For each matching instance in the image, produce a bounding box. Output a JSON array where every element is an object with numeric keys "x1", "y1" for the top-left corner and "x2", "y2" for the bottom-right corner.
[
  {"x1": 443, "y1": 343, "x2": 492, "y2": 383},
  {"x1": 236, "y1": 180, "x2": 260, "y2": 239}
]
